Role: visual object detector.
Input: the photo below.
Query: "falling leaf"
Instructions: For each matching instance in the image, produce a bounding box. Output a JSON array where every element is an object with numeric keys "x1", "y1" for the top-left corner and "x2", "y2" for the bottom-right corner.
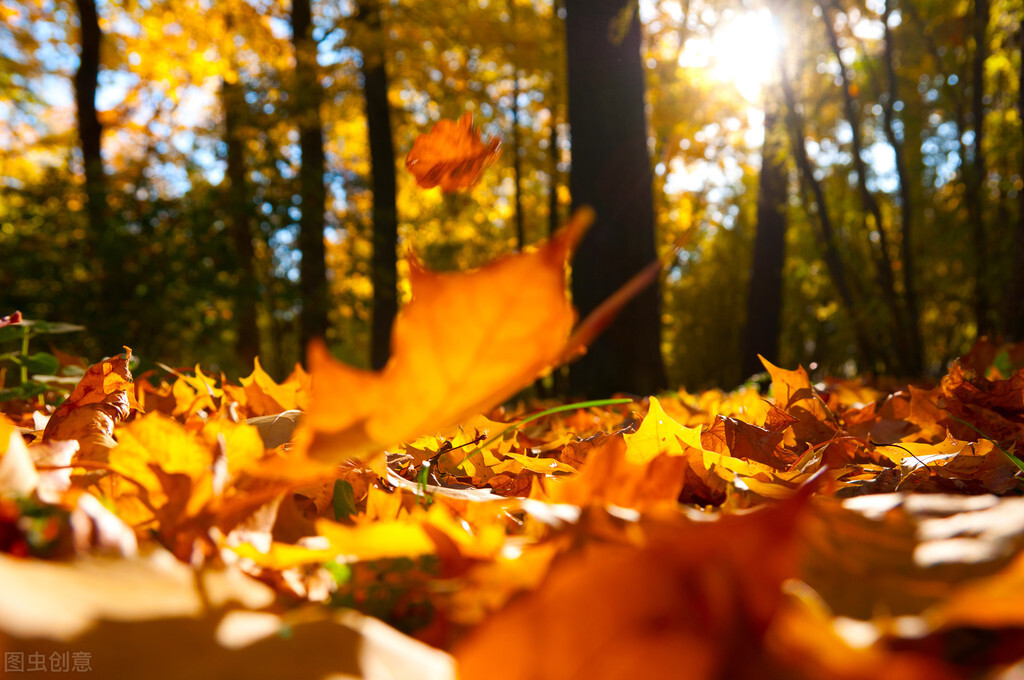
[
  {"x1": 405, "y1": 112, "x2": 501, "y2": 192},
  {"x1": 290, "y1": 210, "x2": 592, "y2": 471}
]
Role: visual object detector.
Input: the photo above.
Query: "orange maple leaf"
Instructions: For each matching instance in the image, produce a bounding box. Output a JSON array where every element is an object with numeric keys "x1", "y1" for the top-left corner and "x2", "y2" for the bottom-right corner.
[
  {"x1": 281, "y1": 210, "x2": 592, "y2": 473},
  {"x1": 405, "y1": 112, "x2": 501, "y2": 192}
]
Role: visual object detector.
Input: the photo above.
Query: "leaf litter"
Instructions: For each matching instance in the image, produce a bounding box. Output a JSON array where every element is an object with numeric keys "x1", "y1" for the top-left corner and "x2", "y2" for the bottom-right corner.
[{"x1": 3, "y1": 222, "x2": 1024, "y2": 678}]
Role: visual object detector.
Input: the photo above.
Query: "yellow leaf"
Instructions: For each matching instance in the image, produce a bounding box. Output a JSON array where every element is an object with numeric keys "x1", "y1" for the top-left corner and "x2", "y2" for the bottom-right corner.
[
  {"x1": 107, "y1": 413, "x2": 212, "y2": 514},
  {"x1": 623, "y1": 396, "x2": 704, "y2": 464}
]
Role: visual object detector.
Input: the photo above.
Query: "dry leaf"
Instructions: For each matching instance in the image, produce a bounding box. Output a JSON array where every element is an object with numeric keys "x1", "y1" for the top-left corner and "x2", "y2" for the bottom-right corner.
[
  {"x1": 289, "y1": 210, "x2": 591, "y2": 471},
  {"x1": 405, "y1": 113, "x2": 501, "y2": 192}
]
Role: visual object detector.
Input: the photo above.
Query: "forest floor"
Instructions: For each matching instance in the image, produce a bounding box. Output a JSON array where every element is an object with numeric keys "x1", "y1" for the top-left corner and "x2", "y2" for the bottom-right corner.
[{"x1": 3, "y1": 263, "x2": 1024, "y2": 679}]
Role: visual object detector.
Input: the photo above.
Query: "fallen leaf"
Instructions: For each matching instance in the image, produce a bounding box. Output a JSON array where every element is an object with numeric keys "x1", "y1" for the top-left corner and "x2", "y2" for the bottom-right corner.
[
  {"x1": 42, "y1": 348, "x2": 140, "y2": 460},
  {"x1": 0, "y1": 551, "x2": 453, "y2": 680},
  {"x1": 455, "y1": 485, "x2": 816, "y2": 680}
]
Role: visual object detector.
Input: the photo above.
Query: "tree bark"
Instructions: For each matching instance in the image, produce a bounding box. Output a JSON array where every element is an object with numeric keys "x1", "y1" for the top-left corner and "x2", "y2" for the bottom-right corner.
[
  {"x1": 881, "y1": 0, "x2": 923, "y2": 374},
  {"x1": 740, "y1": 102, "x2": 787, "y2": 380},
  {"x1": 781, "y1": 67, "x2": 882, "y2": 370},
  {"x1": 564, "y1": 0, "x2": 666, "y2": 398},
  {"x1": 358, "y1": 0, "x2": 399, "y2": 371},
  {"x1": 291, "y1": 0, "x2": 329, "y2": 351},
  {"x1": 222, "y1": 78, "x2": 260, "y2": 367},
  {"x1": 74, "y1": 0, "x2": 114, "y2": 351},
  {"x1": 967, "y1": 0, "x2": 991, "y2": 336},
  {"x1": 1010, "y1": 18, "x2": 1024, "y2": 341},
  {"x1": 509, "y1": 0, "x2": 526, "y2": 251},
  {"x1": 820, "y1": 0, "x2": 911, "y2": 371}
]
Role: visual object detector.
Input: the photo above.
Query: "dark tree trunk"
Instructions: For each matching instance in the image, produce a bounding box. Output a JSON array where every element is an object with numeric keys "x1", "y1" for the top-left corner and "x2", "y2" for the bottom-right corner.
[
  {"x1": 821, "y1": 0, "x2": 910, "y2": 372},
  {"x1": 222, "y1": 79, "x2": 260, "y2": 367},
  {"x1": 358, "y1": 0, "x2": 399, "y2": 371},
  {"x1": 291, "y1": 0, "x2": 329, "y2": 351},
  {"x1": 564, "y1": 0, "x2": 666, "y2": 398},
  {"x1": 740, "y1": 104, "x2": 787, "y2": 380},
  {"x1": 881, "y1": 0, "x2": 923, "y2": 375},
  {"x1": 781, "y1": 67, "x2": 882, "y2": 371},
  {"x1": 511, "y1": 72, "x2": 526, "y2": 250},
  {"x1": 74, "y1": 0, "x2": 114, "y2": 350},
  {"x1": 548, "y1": 120, "x2": 562, "y2": 237},
  {"x1": 1009, "y1": 19, "x2": 1024, "y2": 341},
  {"x1": 967, "y1": 0, "x2": 991, "y2": 336},
  {"x1": 509, "y1": 0, "x2": 525, "y2": 250}
]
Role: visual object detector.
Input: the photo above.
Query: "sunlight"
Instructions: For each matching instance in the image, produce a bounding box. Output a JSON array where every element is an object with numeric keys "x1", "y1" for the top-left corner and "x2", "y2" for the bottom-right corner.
[{"x1": 681, "y1": 8, "x2": 781, "y2": 102}]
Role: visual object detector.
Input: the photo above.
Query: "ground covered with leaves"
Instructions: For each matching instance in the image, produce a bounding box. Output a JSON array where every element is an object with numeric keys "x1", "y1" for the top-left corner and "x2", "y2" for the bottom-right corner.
[{"x1": 3, "y1": 228, "x2": 1024, "y2": 679}]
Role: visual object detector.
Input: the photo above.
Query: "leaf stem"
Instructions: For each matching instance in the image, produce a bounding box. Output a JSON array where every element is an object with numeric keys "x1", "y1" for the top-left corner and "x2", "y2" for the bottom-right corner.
[
  {"x1": 19, "y1": 325, "x2": 30, "y2": 384},
  {"x1": 928, "y1": 399, "x2": 1024, "y2": 474},
  {"x1": 454, "y1": 397, "x2": 634, "y2": 469}
]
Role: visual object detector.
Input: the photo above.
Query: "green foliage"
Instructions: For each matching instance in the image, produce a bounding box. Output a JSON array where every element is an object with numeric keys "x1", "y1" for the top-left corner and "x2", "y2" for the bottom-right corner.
[{"x1": 0, "y1": 316, "x2": 85, "y2": 403}]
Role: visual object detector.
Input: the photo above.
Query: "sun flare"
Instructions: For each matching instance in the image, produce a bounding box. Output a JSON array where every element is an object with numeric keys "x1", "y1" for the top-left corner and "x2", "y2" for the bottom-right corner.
[{"x1": 681, "y1": 8, "x2": 782, "y2": 102}]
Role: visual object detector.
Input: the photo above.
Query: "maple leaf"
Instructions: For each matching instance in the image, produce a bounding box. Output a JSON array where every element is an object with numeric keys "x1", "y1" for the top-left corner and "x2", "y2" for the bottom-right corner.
[
  {"x1": 455, "y1": 484, "x2": 818, "y2": 680},
  {"x1": 405, "y1": 113, "x2": 501, "y2": 192},
  {"x1": 41, "y1": 348, "x2": 141, "y2": 461},
  {"x1": 223, "y1": 358, "x2": 311, "y2": 418},
  {"x1": 760, "y1": 356, "x2": 839, "y2": 445},
  {"x1": 285, "y1": 210, "x2": 592, "y2": 472}
]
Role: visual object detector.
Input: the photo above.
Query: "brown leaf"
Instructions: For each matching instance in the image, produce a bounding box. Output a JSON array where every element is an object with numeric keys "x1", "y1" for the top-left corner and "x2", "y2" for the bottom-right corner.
[
  {"x1": 405, "y1": 113, "x2": 501, "y2": 192},
  {"x1": 760, "y1": 356, "x2": 838, "y2": 445},
  {"x1": 701, "y1": 416, "x2": 795, "y2": 470},
  {"x1": 42, "y1": 349, "x2": 140, "y2": 460}
]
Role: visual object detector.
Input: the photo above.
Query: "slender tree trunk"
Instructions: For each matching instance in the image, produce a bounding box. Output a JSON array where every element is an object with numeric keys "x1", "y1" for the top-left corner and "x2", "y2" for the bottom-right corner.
[
  {"x1": 881, "y1": 0, "x2": 923, "y2": 374},
  {"x1": 291, "y1": 0, "x2": 329, "y2": 351},
  {"x1": 740, "y1": 101, "x2": 787, "y2": 380},
  {"x1": 74, "y1": 0, "x2": 113, "y2": 350},
  {"x1": 1011, "y1": 19, "x2": 1024, "y2": 341},
  {"x1": 358, "y1": 0, "x2": 399, "y2": 371},
  {"x1": 821, "y1": 0, "x2": 910, "y2": 371},
  {"x1": 222, "y1": 78, "x2": 260, "y2": 366},
  {"x1": 509, "y1": 0, "x2": 525, "y2": 250},
  {"x1": 511, "y1": 72, "x2": 525, "y2": 250},
  {"x1": 967, "y1": 0, "x2": 991, "y2": 337},
  {"x1": 548, "y1": 120, "x2": 561, "y2": 237},
  {"x1": 781, "y1": 67, "x2": 882, "y2": 370},
  {"x1": 565, "y1": 0, "x2": 666, "y2": 398}
]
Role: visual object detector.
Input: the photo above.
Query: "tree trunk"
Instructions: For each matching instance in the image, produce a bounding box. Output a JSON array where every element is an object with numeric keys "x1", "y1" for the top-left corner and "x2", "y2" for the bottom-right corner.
[
  {"x1": 74, "y1": 0, "x2": 114, "y2": 351},
  {"x1": 564, "y1": 0, "x2": 666, "y2": 398},
  {"x1": 509, "y1": 0, "x2": 525, "y2": 251},
  {"x1": 881, "y1": 0, "x2": 923, "y2": 375},
  {"x1": 358, "y1": 0, "x2": 399, "y2": 371},
  {"x1": 221, "y1": 78, "x2": 260, "y2": 367},
  {"x1": 291, "y1": 0, "x2": 329, "y2": 351},
  {"x1": 820, "y1": 0, "x2": 910, "y2": 372},
  {"x1": 781, "y1": 67, "x2": 882, "y2": 371},
  {"x1": 511, "y1": 71, "x2": 525, "y2": 250},
  {"x1": 967, "y1": 0, "x2": 991, "y2": 336},
  {"x1": 1009, "y1": 18, "x2": 1024, "y2": 341},
  {"x1": 740, "y1": 103, "x2": 787, "y2": 380}
]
